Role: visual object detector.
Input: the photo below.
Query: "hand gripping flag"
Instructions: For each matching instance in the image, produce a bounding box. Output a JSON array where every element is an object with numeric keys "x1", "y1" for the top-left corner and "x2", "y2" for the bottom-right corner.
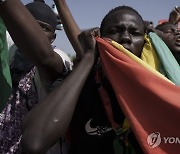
[{"x1": 96, "y1": 37, "x2": 180, "y2": 154}]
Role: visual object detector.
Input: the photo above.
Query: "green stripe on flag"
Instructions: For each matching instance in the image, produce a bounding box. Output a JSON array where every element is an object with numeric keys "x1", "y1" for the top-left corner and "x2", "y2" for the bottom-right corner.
[{"x1": 0, "y1": 17, "x2": 12, "y2": 112}]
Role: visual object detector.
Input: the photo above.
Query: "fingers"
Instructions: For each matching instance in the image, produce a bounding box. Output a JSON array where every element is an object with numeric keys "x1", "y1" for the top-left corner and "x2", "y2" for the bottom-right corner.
[
  {"x1": 169, "y1": 6, "x2": 180, "y2": 24},
  {"x1": 90, "y1": 27, "x2": 100, "y2": 38},
  {"x1": 78, "y1": 27, "x2": 100, "y2": 51},
  {"x1": 175, "y1": 6, "x2": 180, "y2": 14}
]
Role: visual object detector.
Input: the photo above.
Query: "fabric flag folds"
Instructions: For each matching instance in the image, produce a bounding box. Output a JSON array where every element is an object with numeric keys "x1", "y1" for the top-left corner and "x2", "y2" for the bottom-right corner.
[
  {"x1": 96, "y1": 37, "x2": 180, "y2": 154},
  {"x1": 0, "y1": 18, "x2": 12, "y2": 112},
  {"x1": 149, "y1": 32, "x2": 180, "y2": 85}
]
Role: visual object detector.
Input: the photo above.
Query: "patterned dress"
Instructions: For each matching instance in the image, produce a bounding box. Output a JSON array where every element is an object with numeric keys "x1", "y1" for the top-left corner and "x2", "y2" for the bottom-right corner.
[
  {"x1": 0, "y1": 65, "x2": 38, "y2": 154},
  {"x1": 0, "y1": 47, "x2": 72, "y2": 154}
]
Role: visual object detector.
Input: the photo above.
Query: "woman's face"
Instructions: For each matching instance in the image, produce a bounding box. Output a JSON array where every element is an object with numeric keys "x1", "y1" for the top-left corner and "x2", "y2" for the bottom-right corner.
[{"x1": 101, "y1": 10, "x2": 145, "y2": 57}]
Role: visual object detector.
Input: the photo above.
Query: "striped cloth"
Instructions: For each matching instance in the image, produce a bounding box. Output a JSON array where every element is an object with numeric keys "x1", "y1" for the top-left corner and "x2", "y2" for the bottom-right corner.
[
  {"x1": 149, "y1": 32, "x2": 180, "y2": 85},
  {"x1": 96, "y1": 37, "x2": 180, "y2": 154}
]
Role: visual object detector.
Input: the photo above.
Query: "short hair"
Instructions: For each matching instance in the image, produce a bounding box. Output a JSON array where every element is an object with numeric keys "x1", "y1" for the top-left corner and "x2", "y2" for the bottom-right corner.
[
  {"x1": 25, "y1": 2, "x2": 57, "y2": 31},
  {"x1": 155, "y1": 22, "x2": 175, "y2": 32},
  {"x1": 100, "y1": 5, "x2": 145, "y2": 34}
]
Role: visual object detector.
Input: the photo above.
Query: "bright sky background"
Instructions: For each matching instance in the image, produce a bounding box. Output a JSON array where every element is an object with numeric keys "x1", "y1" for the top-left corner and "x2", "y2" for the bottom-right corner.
[{"x1": 22, "y1": 0, "x2": 179, "y2": 56}]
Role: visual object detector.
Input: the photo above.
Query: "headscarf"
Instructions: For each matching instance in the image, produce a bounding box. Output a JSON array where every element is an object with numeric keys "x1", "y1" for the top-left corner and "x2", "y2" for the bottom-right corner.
[{"x1": 25, "y1": 1, "x2": 57, "y2": 31}]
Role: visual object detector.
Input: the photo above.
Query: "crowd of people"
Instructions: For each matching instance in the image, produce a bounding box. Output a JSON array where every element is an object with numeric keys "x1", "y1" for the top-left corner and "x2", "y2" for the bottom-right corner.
[{"x1": 0, "y1": 0, "x2": 180, "y2": 154}]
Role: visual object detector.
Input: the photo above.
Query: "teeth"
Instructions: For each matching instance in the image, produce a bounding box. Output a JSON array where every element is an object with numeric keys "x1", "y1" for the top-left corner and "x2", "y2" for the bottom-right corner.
[
  {"x1": 176, "y1": 39, "x2": 180, "y2": 42},
  {"x1": 175, "y1": 41, "x2": 180, "y2": 46}
]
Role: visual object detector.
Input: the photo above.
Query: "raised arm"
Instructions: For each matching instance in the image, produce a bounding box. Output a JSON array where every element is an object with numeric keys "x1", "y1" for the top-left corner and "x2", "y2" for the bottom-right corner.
[
  {"x1": 0, "y1": 0, "x2": 64, "y2": 81},
  {"x1": 53, "y1": 0, "x2": 84, "y2": 61},
  {"x1": 21, "y1": 28, "x2": 99, "y2": 154},
  {"x1": 169, "y1": 6, "x2": 180, "y2": 25}
]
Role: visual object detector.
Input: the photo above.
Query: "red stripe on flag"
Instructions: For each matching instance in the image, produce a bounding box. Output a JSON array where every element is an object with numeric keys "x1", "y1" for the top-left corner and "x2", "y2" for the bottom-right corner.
[{"x1": 96, "y1": 37, "x2": 180, "y2": 154}]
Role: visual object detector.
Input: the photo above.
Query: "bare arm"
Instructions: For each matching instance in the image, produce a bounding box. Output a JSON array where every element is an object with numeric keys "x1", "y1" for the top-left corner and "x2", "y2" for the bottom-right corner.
[
  {"x1": 21, "y1": 28, "x2": 99, "y2": 154},
  {"x1": 21, "y1": 51, "x2": 95, "y2": 154},
  {"x1": 169, "y1": 6, "x2": 180, "y2": 25},
  {"x1": 53, "y1": 0, "x2": 84, "y2": 61},
  {"x1": 0, "y1": 0, "x2": 64, "y2": 82}
]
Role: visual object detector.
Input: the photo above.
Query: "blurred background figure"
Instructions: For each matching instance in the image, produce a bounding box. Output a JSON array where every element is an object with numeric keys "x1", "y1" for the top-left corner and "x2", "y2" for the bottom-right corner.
[
  {"x1": 158, "y1": 6, "x2": 180, "y2": 29},
  {"x1": 155, "y1": 6, "x2": 180, "y2": 64},
  {"x1": 169, "y1": 6, "x2": 180, "y2": 28},
  {"x1": 155, "y1": 22, "x2": 180, "y2": 64},
  {"x1": 144, "y1": 20, "x2": 154, "y2": 32}
]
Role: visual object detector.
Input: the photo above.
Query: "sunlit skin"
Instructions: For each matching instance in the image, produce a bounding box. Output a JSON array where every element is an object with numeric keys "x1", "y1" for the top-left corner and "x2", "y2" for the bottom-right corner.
[{"x1": 101, "y1": 10, "x2": 145, "y2": 57}]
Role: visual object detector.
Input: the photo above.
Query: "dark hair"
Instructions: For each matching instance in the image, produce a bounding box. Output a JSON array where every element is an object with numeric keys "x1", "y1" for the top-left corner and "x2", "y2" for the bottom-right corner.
[
  {"x1": 26, "y1": 2, "x2": 57, "y2": 31},
  {"x1": 100, "y1": 5, "x2": 145, "y2": 34},
  {"x1": 155, "y1": 22, "x2": 174, "y2": 32}
]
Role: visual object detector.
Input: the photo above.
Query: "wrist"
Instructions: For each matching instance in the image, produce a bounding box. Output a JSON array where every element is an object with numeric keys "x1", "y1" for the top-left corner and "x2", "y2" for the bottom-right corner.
[{"x1": 84, "y1": 51, "x2": 95, "y2": 63}]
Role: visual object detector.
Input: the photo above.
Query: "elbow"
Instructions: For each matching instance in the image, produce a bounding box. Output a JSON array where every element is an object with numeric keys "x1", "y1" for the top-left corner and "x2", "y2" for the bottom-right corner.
[
  {"x1": 21, "y1": 116, "x2": 45, "y2": 153},
  {"x1": 21, "y1": 132, "x2": 46, "y2": 154}
]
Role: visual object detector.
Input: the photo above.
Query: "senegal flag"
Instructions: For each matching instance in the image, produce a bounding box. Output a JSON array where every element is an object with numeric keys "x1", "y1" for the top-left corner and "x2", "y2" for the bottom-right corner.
[
  {"x1": 96, "y1": 37, "x2": 180, "y2": 154},
  {"x1": 0, "y1": 17, "x2": 12, "y2": 112}
]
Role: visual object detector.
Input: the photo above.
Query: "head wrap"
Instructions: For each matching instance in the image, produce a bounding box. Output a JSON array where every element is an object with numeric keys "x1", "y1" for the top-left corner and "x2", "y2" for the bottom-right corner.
[{"x1": 25, "y1": 2, "x2": 57, "y2": 30}]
